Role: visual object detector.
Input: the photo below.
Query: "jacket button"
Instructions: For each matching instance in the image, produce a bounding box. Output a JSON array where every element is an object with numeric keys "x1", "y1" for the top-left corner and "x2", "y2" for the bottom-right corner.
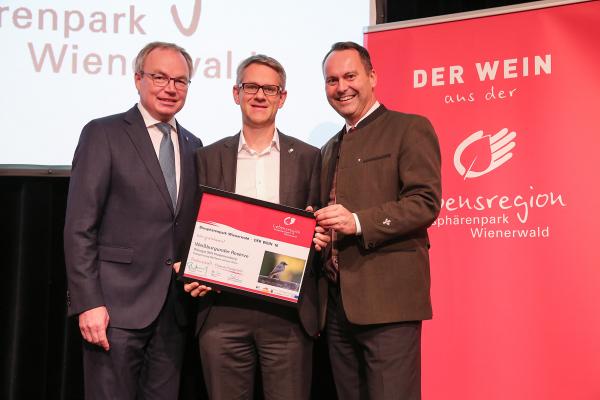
[{"x1": 166, "y1": 258, "x2": 173, "y2": 265}]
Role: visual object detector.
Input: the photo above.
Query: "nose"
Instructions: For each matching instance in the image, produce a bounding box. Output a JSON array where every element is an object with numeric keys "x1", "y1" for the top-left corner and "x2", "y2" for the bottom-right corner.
[
  {"x1": 337, "y1": 79, "x2": 349, "y2": 93},
  {"x1": 253, "y1": 87, "x2": 267, "y2": 100},
  {"x1": 164, "y1": 78, "x2": 177, "y2": 92}
]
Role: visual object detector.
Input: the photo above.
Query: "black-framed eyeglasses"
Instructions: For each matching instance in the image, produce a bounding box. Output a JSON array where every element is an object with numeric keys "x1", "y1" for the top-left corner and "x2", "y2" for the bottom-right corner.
[
  {"x1": 238, "y1": 82, "x2": 282, "y2": 96},
  {"x1": 140, "y1": 71, "x2": 190, "y2": 90}
]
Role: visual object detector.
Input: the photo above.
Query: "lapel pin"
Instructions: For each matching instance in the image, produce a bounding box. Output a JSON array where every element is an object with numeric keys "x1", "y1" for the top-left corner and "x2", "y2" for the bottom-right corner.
[{"x1": 288, "y1": 148, "x2": 294, "y2": 154}]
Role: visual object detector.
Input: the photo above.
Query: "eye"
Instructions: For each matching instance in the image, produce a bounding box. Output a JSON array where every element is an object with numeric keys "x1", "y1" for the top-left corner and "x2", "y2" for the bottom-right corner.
[
  {"x1": 263, "y1": 85, "x2": 280, "y2": 96},
  {"x1": 153, "y1": 75, "x2": 168, "y2": 84},
  {"x1": 174, "y1": 78, "x2": 189, "y2": 88},
  {"x1": 326, "y1": 78, "x2": 337, "y2": 86}
]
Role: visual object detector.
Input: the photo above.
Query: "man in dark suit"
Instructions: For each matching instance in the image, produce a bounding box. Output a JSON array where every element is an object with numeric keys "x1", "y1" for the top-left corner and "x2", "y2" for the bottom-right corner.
[
  {"x1": 64, "y1": 42, "x2": 202, "y2": 400},
  {"x1": 314, "y1": 42, "x2": 442, "y2": 400},
  {"x1": 183, "y1": 55, "x2": 326, "y2": 400}
]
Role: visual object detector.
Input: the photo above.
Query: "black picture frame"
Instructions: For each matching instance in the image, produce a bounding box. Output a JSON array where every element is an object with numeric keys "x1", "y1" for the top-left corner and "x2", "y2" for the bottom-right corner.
[{"x1": 178, "y1": 185, "x2": 317, "y2": 308}]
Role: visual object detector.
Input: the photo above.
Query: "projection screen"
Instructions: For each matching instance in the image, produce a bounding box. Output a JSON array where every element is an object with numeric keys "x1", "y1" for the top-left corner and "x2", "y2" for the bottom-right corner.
[{"x1": 0, "y1": 0, "x2": 368, "y2": 170}]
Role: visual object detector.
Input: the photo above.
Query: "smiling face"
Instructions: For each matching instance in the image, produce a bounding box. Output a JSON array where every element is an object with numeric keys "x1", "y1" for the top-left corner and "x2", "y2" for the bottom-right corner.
[
  {"x1": 233, "y1": 63, "x2": 287, "y2": 130},
  {"x1": 323, "y1": 49, "x2": 377, "y2": 126},
  {"x1": 134, "y1": 47, "x2": 190, "y2": 122}
]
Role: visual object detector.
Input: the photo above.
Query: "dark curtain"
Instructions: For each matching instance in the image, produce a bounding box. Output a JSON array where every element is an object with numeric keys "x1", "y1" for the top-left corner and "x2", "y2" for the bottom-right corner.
[
  {"x1": 0, "y1": 176, "x2": 82, "y2": 399},
  {"x1": 385, "y1": 0, "x2": 537, "y2": 22}
]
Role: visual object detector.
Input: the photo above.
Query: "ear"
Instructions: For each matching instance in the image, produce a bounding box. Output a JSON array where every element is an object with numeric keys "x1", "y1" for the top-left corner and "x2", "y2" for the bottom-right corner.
[
  {"x1": 369, "y1": 68, "x2": 378, "y2": 89},
  {"x1": 134, "y1": 72, "x2": 142, "y2": 93},
  {"x1": 233, "y1": 85, "x2": 241, "y2": 105},
  {"x1": 277, "y1": 90, "x2": 287, "y2": 109}
]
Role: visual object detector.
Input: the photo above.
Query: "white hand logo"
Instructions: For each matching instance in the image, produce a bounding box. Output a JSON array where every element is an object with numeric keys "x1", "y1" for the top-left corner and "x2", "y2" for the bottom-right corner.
[
  {"x1": 284, "y1": 217, "x2": 296, "y2": 226},
  {"x1": 454, "y1": 128, "x2": 517, "y2": 179}
]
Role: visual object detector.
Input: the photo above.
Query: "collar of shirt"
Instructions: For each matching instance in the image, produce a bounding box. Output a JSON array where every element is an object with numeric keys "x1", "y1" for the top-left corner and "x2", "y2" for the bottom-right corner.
[
  {"x1": 237, "y1": 128, "x2": 280, "y2": 156},
  {"x1": 345, "y1": 101, "x2": 380, "y2": 132},
  {"x1": 137, "y1": 103, "x2": 177, "y2": 131}
]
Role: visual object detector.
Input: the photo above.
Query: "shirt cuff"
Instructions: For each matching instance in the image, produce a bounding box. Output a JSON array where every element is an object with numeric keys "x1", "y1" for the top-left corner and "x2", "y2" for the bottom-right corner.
[{"x1": 352, "y1": 213, "x2": 362, "y2": 235}]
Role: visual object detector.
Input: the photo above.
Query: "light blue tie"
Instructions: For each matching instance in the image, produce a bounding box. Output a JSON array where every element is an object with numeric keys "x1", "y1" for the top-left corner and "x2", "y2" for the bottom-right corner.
[{"x1": 156, "y1": 123, "x2": 177, "y2": 209}]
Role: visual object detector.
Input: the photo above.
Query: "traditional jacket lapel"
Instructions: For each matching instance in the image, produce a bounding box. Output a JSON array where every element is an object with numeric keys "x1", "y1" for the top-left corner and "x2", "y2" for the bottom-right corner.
[
  {"x1": 323, "y1": 129, "x2": 343, "y2": 205},
  {"x1": 123, "y1": 106, "x2": 175, "y2": 214}
]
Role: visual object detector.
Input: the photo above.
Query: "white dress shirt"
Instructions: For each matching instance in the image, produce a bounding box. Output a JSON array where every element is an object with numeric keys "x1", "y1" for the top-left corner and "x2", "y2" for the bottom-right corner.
[{"x1": 235, "y1": 129, "x2": 280, "y2": 204}]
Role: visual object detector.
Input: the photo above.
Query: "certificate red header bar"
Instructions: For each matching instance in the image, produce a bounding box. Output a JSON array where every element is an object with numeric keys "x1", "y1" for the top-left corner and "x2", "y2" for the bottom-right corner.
[{"x1": 197, "y1": 193, "x2": 316, "y2": 248}]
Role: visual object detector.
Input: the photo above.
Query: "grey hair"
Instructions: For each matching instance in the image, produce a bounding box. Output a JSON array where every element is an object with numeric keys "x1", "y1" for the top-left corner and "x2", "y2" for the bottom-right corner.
[
  {"x1": 134, "y1": 41, "x2": 193, "y2": 79},
  {"x1": 236, "y1": 54, "x2": 287, "y2": 89}
]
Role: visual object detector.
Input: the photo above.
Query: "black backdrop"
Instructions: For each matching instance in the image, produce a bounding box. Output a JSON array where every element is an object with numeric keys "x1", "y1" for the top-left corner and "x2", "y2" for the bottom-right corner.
[
  {"x1": 0, "y1": 177, "x2": 82, "y2": 399},
  {"x1": 378, "y1": 0, "x2": 535, "y2": 22},
  {"x1": 1, "y1": 1, "x2": 533, "y2": 398}
]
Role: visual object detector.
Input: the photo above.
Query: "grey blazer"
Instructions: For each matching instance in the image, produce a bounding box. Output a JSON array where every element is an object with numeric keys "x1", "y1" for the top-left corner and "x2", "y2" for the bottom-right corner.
[{"x1": 64, "y1": 105, "x2": 203, "y2": 329}]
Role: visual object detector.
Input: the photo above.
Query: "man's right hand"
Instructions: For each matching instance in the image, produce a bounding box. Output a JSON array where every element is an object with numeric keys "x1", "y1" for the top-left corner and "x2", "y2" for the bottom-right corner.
[
  {"x1": 315, "y1": 204, "x2": 357, "y2": 235},
  {"x1": 184, "y1": 281, "x2": 214, "y2": 297},
  {"x1": 78, "y1": 306, "x2": 110, "y2": 351},
  {"x1": 174, "y1": 261, "x2": 217, "y2": 296}
]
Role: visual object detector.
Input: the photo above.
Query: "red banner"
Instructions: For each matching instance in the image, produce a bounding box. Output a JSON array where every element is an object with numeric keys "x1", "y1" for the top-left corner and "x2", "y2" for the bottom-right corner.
[{"x1": 365, "y1": 1, "x2": 600, "y2": 399}]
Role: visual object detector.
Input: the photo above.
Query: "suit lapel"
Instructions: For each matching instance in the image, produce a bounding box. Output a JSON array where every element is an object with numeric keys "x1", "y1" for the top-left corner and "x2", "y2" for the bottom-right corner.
[
  {"x1": 278, "y1": 131, "x2": 295, "y2": 206},
  {"x1": 175, "y1": 123, "x2": 193, "y2": 216},
  {"x1": 123, "y1": 106, "x2": 174, "y2": 214},
  {"x1": 220, "y1": 133, "x2": 239, "y2": 192}
]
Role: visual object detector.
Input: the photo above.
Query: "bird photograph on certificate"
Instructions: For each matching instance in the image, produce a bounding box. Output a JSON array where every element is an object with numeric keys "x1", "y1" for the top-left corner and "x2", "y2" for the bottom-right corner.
[{"x1": 257, "y1": 252, "x2": 305, "y2": 292}]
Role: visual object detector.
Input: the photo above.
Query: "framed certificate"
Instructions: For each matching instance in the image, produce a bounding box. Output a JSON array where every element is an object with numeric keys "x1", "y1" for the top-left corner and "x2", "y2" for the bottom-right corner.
[{"x1": 179, "y1": 185, "x2": 317, "y2": 307}]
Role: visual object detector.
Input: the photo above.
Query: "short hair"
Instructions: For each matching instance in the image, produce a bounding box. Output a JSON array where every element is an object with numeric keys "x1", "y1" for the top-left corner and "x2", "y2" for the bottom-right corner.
[
  {"x1": 322, "y1": 41, "x2": 373, "y2": 72},
  {"x1": 134, "y1": 41, "x2": 193, "y2": 79},
  {"x1": 236, "y1": 54, "x2": 287, "y2": 89}
]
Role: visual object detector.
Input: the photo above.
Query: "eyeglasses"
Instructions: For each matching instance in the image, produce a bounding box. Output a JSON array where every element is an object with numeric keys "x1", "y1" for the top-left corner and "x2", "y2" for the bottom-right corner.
[
  {"x1": 238, "y1": 83, "x2": 282, "y2": 96},
  {"x1": 140, "y1": 71, "x2": 190, "y2": 90}
]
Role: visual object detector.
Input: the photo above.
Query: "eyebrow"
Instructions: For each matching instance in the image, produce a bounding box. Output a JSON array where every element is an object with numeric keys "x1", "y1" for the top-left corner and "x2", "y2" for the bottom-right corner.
[
  {"x1": 152, "y1": 70, "x2": 189, "y2": 80},
  {"x1": 326, "y1": 70, "x2": 358, "y2": 79},
  {"x1": 243, "y1": 82, "x2": 280, "y2": 86}
]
